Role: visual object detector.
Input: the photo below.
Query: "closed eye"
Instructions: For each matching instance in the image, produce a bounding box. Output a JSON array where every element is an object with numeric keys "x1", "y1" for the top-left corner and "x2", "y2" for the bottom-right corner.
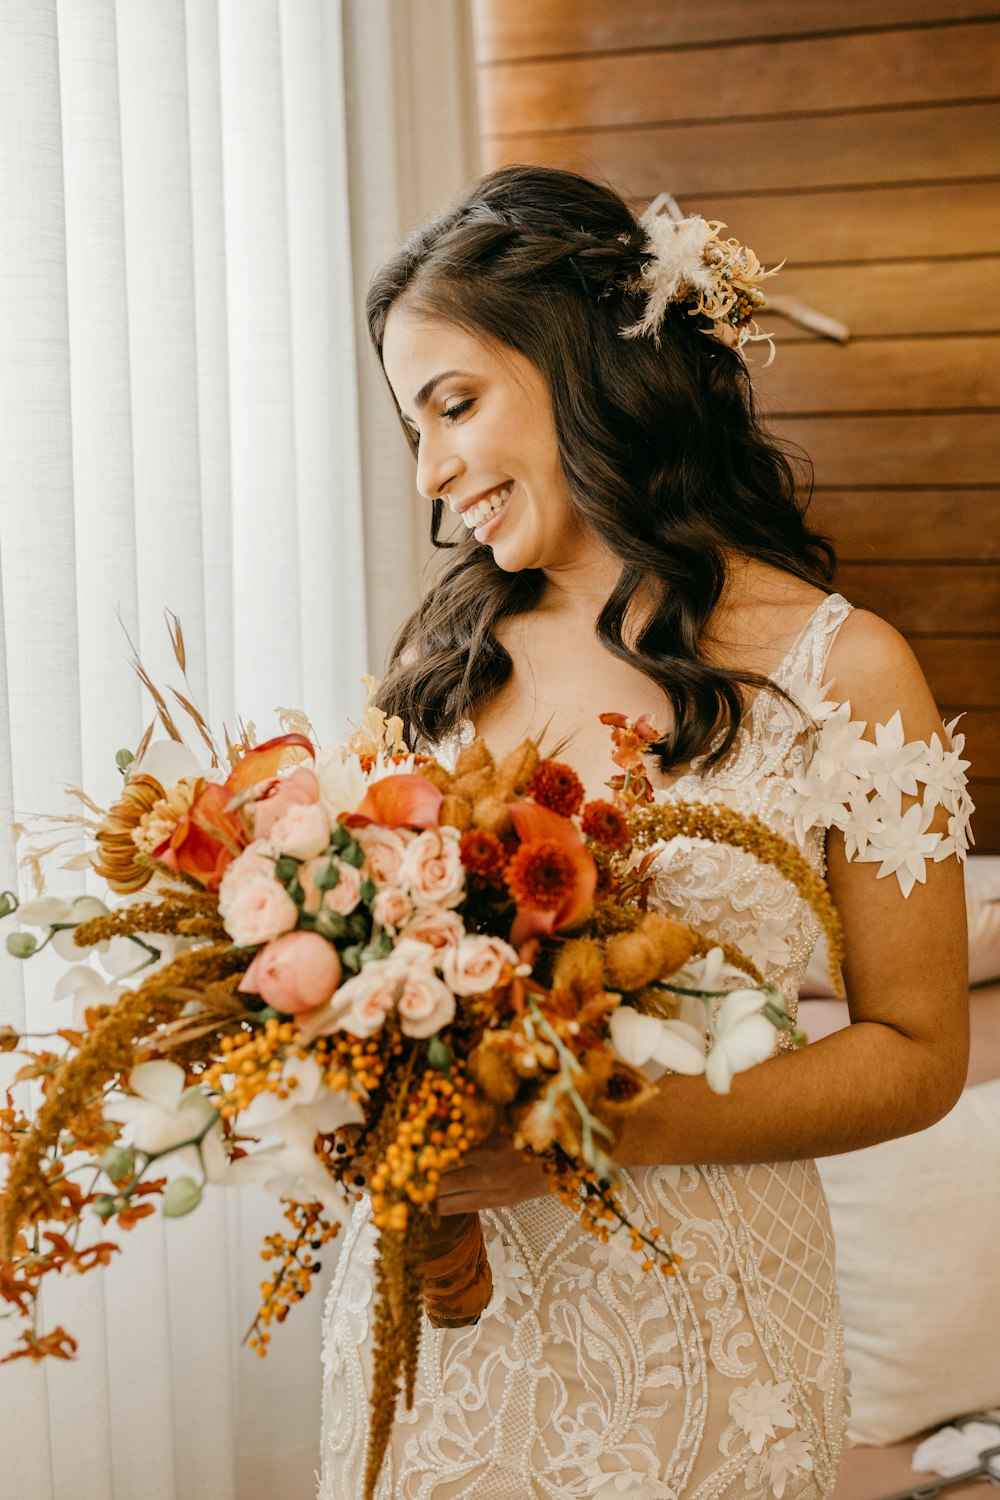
[{"x1": 404, "y1": 398, "x2": 473, "y2": 447}]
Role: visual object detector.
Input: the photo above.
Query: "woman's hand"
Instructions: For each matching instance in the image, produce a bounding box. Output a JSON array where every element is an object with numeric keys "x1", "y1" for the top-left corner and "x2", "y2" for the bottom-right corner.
[{"x1": 435, "y1": 1127, "x2": 551, "y2": 1215}]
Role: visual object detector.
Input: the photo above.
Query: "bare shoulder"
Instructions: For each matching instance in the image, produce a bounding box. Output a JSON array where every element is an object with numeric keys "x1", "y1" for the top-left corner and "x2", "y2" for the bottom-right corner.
[{"x1": 824, "y1": 605, "x2": 943, "y2": 734}]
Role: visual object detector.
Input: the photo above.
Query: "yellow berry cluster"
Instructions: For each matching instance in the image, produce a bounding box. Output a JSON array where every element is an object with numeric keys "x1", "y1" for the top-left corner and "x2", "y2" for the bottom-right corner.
[
  {"x1": 369, "y1": 1069, "x2": 475, "y2": 1233},
  {"x1": 247, "y1": 1199, "x2": 342, "y2": 1358},
  {"x1": 321, "y1": 1031, "x2": 400, "y2": 1100}
]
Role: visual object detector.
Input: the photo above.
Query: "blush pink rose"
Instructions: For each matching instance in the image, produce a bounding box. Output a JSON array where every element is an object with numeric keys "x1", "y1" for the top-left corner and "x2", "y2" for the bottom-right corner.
[
  {"x1": 372, "y1": 884, "x2": 413, "y2": 933},
  {"x1": 237, "y1": 930, "x2": 342, "y2": 1014},
  {"x1": 268, "y1": 802, "x2": 331, "y2": 861},
  {"x1": 322, "y1": 962, "x2": 400, "y2": 1038},
  {"x1": 395, "y1": 971, "x2": 456, "y2": 1038},
  {"x1": 399, "y1": 828, "x2": 465, "y2": 909},
  {"x1": 223, "y1": 875, "x2": 299, "y2": 947},
  {"x1": 219, "y1": 840, "x2": 279, "y2": 912},
  {"x1": 441, "y1": 935, "x2": 520, "y2": 997},
  {"x1": 252, "y1": 766, "x2": 320, "y2": 841},
  {"x1": 299, "y1": 857, "x2": 363, "y2": 916},
  {"x1": 354, "y1": 825, "x2": 409, "y2": 885},
  {"x1": 399, "y1": 907, "x2": 465, "y2": 951}
]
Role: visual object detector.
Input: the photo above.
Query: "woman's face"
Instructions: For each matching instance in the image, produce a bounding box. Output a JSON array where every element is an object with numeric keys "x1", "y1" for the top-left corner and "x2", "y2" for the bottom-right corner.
[{"x1": 381, "y1": 306, "x2": 595, "y2": 576}]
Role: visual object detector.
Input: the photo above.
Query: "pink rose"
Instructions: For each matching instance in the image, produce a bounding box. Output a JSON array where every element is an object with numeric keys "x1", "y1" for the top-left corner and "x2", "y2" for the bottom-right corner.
[
  {"x1": 354, "y1": 825, "x2": 409, "y2": 885},
  {"x1": 399, "y1": 907, "x2": 465, "y2": 951},
  {"x1": 441, "y1": 935, "x2": 520, "y2": 997},
  {"x1": 299, "y1": 857, "x2": 363, "y2": 916},
  {"x1": 372, "y1": 884, "x2": 413, "y2": 933},
  {"x1": 219, "y1": 839, "x2": 279, "y2": 910},
  {"x1": 268, "y1": 801, "x2": 331, "y2": 861},
  {"x1": 394, "y1": 970, "x2": 456, "y2": 1039},
  {"x1": 322, "y1": 962, "x2": 400, "y2": 1038},
  {"x1": 222, "y1": 875, "x2": 299, "y2": 947},
  {"x1": 399, "y1": 828, "x2": 465, "y2": 909},
  {"x1": 252, "y1": 766, "x2": 320, "y2": 841},
  {"x1": 237, "y1": 930, "x2": 342, "y2": 1015}
]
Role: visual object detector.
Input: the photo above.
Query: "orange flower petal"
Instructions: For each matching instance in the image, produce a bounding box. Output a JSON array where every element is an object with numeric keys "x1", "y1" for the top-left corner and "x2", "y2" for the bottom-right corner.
[{"x1": 346, "y1": 773, "x2": 443, "y2": 830}]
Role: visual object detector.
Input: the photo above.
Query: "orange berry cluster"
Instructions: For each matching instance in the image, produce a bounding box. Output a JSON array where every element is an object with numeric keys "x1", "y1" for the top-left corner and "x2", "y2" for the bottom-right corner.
[
  {"x1": 547, "y1": 1154, "x2": 679, "y2": 1277},
  {"x1": 369, "y1": 1068, "x2": 475, "y2": 1233},
  {"x1": 247, "y1": 1199, "x2": 342, "y2": 1357},
  {"x1": 204, "y1": 1018, "x2": 330, "y2": 1117},
  {"x1": 321, "y1": 1031, "x2": 401, "y2": 1101}
]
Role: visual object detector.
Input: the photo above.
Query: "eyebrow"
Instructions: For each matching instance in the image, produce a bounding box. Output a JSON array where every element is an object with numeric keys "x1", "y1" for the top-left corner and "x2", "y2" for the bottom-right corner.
[{"x1": 400, "y1": 369, "x2": 473, "y2": 423}]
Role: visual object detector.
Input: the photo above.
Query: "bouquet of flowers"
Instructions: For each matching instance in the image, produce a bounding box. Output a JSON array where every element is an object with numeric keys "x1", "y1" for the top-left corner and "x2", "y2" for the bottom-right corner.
[{"x1": 0, "y1": 629, "x2": 843, "y2": 1498}]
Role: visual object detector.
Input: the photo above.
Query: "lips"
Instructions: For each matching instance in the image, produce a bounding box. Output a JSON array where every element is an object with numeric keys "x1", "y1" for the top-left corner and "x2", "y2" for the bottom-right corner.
[{"x1": 451, "y1": 482, "x2": 514, "y2": 517}]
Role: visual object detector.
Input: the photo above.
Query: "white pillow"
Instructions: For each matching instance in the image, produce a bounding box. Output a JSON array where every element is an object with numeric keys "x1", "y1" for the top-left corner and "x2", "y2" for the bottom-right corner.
[
  {"x1": 800, "y1": 854, "x2": 1000, "y2": 996},
  {"x1": 817, "y1": 1079, "x2": 1000, "y2": 1445}
]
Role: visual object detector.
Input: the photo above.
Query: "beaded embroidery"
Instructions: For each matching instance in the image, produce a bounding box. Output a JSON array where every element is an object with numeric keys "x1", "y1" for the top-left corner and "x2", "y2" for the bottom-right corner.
[{"x1": 318, "y1": 593, "x2": 969, "y2": 1499}]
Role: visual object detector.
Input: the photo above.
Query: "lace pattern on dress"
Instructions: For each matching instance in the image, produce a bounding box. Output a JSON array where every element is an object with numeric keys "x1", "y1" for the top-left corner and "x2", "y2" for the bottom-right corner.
[{"x1": 317, "y1": 592, "x2": 968, "y2": 1500}]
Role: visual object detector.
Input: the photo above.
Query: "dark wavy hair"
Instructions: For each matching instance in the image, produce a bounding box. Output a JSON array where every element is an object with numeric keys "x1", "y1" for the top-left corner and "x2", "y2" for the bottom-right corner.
[{"x1": 366, "y1": 164, "x2": 836, "y2": 772}]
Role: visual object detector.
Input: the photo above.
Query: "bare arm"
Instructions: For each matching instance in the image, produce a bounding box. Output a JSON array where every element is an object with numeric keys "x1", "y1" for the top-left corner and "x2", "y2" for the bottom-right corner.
[{"x1": 438, "y1": 611, "x2": 971, "y2": 1210}]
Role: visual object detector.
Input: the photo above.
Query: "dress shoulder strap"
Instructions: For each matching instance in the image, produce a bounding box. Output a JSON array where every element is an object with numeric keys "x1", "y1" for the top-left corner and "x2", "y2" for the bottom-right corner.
[{"x1": 775, "y1": 592, "x2": 854, "y2": 694}]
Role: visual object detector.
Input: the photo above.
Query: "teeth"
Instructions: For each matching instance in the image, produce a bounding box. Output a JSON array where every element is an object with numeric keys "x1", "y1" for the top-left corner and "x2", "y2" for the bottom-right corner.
[{"x1": 463, "y1": 485, "x2": 511, "y2": 529}]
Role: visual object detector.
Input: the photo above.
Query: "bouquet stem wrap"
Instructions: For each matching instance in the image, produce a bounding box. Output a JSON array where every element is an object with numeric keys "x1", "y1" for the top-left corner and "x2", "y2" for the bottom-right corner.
[{"x1": 420, "y1": 1211, "x2": 492, "y2": 1329}]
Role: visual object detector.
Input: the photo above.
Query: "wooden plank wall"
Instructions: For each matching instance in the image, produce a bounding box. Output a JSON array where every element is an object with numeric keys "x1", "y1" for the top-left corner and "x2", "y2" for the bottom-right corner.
[{"x1": 471, "y1": 0, "x2": 1000, "y2": 851}]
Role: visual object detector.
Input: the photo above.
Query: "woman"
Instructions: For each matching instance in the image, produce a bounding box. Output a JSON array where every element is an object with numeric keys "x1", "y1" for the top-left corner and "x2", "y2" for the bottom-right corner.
[{"x1": 318, "y1": 166, "x2": 972, "y2": 1499}]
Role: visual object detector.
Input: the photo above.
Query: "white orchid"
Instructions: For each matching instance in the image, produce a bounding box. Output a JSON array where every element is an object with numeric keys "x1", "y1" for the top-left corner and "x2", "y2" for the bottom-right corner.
[
  {"x1": 104, "y1": 1059, "x2": 219, "y2": 1156},
  {"x1": 609, "y1": 1006, "x2": 707, "y2": 1078},
  {"x1": 53, "y1": 963, "x2": 125, "y2": 1028},
  {"x1": 208, "y1": 1098, "x2": 361, "y2": 1218},
  {"x1": 131, "y1": 738, "x2": 204, "y2": 787},
  {"x1": 705, "y1": 990, "x2": 779, "y2": 1094}
]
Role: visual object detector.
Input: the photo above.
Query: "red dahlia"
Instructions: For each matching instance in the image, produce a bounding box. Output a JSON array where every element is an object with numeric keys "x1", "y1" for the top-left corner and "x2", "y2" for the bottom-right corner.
[
  {"x1": 528, "y1": 760, "x2": 585, "y2": 818},
  {"x1": 580, "y1": 799, "x2": 630, "y2": 850},
  {"x1": 459, "y1": 828, "x2": 507, "y2": 881},
  {"x1": 505, "y1": 839, "x2": 575, "y2": 911}
]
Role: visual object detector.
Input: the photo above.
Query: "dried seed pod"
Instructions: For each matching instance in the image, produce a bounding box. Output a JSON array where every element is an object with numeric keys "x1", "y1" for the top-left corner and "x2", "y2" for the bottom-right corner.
[
  {"x1": 551, "y1": 938, "x2": 606, "y2": 999},
  {"x1": 472, "y1": 795, "x2": 513, "y2": 836},
  {"x1": 450, "y1": 766, "x2": 496, "y2": 802},
  {"x1": 439, "y1": 794, "x2": 472, "y2": 831},
  {"x1": 454, "y1": 736, "x2": 494, "y2": 778},
  {"x1": 604, "y1": 912, "x2": 695, "y2": 991},
  {"x1": 493, "y1": 740, "x2": 540, "y2": 799}
]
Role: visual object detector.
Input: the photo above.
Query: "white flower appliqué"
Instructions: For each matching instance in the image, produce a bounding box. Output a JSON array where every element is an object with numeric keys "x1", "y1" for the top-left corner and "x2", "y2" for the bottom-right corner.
[
  {"x1": 781, "y1": 690, "x2": 975, "y2": 897},
  {"x1": 728, "y1": 1377, "x2": 795, "y2": 1455}
]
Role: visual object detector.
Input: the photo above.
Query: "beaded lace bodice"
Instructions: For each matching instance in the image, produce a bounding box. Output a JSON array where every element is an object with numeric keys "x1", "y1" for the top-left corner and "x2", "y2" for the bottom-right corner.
[{"x1": 317, "y1": 592, "x2": 974, "y2": 1500}]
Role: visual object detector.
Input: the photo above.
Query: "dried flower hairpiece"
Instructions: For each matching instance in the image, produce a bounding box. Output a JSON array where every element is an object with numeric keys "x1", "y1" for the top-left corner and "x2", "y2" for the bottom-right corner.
[{"x1": 605, "y1": 195, "x2": 782, "y2": 363}]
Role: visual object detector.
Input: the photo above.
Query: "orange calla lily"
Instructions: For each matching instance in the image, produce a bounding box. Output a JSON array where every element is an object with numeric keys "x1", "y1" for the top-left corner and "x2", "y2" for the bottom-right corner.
[
  {"x1": 345, "y1": 773, "x2": 443, "y2": 830},
  {"x1": 507, "y1": 802, "x2": 597, "y2": 946},
  {"x1": 225, "y1": 733, "x2": 315, "y2": 798}
]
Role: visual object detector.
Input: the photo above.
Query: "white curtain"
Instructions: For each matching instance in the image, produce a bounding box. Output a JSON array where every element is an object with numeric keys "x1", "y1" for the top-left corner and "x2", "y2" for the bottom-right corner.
[{"x1": 0, "y1": 2, "x2": 480, "y2": 1496}]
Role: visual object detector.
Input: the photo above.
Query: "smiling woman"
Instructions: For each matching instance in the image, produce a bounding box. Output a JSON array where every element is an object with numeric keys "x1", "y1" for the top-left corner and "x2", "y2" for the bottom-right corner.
[{"x1": 316, "y1": 164, "x2": 972, "y2": 1500}]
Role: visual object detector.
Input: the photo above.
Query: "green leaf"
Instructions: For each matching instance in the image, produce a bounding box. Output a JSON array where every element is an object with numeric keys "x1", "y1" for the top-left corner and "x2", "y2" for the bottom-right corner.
[
  {"x1": 340, "y1": 842, "x2": 365, "y2": 869},
  {"x1": 275, "y1": 855, "x2": 300, "y2": 883},
  {"x1": 426, "y1": 1035, "x2": 452, "y2": 1073},
  {"x1": 314, "y1": 860, "x2": 341, "y2": 892}
]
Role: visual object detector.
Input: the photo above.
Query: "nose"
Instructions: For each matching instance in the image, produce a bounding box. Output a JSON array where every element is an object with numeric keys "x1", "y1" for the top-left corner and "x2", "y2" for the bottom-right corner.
[{"x1": 414, "y1": 426, "x2": 461, "y2": 504}]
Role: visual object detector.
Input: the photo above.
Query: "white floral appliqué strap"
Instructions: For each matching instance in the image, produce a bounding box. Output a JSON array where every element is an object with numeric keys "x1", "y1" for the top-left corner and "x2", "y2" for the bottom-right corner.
[{"x1": 781, "y1": 675, "x2": 975, "y2": 898}]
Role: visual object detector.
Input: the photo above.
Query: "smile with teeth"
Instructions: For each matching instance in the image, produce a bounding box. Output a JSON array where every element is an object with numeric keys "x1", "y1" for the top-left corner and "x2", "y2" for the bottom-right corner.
[{"x1": 462, "y1": 485, "x2": 512, "y2": 529}]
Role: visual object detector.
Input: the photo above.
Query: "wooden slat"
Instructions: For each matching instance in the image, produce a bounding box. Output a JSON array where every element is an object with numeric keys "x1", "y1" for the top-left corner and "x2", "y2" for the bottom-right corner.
[
  {"x1": 755, "y1": 335, "x2": 1000, "y2": 413},
  {"x1": 482, "y1": 101, "x2": 1000, "y2": 197},
  {"x1": 678, "y1": 182, "x2": 1000, "y2": 265},
  {"x1": 479, "y1": 23, "x2": 1000, "y2": 134},
  {"x1": 773, "y1": 413, "x2": 1000, "y2": 485},
  {"x1": 834, "y1": 563, "x2": 1000, "y2": 631},
  {"x1": 768, "y1": 260, "x2": 1000, "y2": 342},
  {"x1": 967, "y1": 780, "x2": 1000, "y2": 852},
  {"x1": 472, "y1": 0, "x2": 1000, "y2": 61},
  {"x1": 961, "y1": 709, "x2": 1000, "y2": 770},
  {"x1": 807, "y1": 491, "x2": 1000, "y2": 560},
  {"x1": 909, "y1": 638, "x2": 1000, "y2": 705}
]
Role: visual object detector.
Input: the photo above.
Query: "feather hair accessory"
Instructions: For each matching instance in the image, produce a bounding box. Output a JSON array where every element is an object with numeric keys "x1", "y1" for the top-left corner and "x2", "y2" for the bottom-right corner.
[{"x1": 615, "y1": 200, "x2": 782, "y2": 363}]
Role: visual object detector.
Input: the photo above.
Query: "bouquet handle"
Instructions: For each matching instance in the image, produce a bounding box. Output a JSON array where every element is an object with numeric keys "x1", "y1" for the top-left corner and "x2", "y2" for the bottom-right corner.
[{"x1": 420, "y1": 1211, "x2": 492, "y2": 1329}]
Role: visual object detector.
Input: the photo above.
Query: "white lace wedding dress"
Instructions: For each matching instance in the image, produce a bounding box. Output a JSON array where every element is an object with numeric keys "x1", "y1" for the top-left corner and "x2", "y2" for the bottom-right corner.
[{"x1": 316, "y1": 592, "x2": 974, "y2": 1500}]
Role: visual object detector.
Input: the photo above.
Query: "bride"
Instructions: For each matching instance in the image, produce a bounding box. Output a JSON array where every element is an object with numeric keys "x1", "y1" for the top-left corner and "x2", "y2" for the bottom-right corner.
[{"x1": 317, "y1": 165, "x2": 972, "y2": 1499}]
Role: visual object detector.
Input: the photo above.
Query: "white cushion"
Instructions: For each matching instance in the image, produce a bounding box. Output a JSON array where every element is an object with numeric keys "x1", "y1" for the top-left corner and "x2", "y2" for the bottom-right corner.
[{"x1": 817, "y1": 1079, "x2": 1000, "y2": 1445}]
